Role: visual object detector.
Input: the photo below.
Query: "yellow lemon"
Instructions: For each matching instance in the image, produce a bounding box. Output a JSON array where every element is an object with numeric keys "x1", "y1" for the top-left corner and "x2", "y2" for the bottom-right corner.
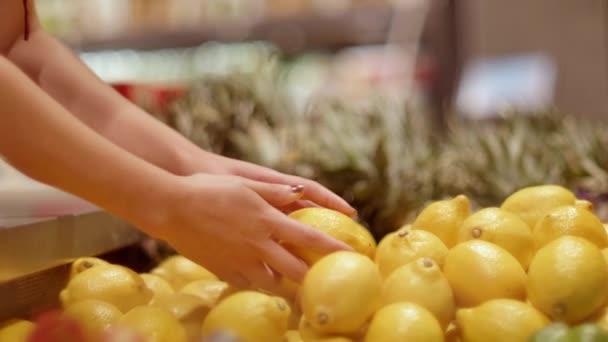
[
  {"x1": 202, "y1": 291, "x2": 291, "y2": 342},
  {"x1": 287, "y1": 298, "x2": 304, "y2": 330},
  {"x1": 150, "y1": 292, "x2": 209, "y2": 341},
  {"x1": 457, "y1": 207, "x2": 534, "y2": 269},
  {"x1": 445, "y1": 322, "x2": 461, "y2": 342},
  {"x1": 118, "y1": 306, "x2": 187, "y2": 342},
  {"x1": 279, "y1": 277, "x2": 301, "y2": 304},
  {"x1": 575, "y1": 199, "x2": 594, "y2": 211},
  {"x1": 381, "y1": 257, "x2": 455, "y2": 329},
  {"x1": 0, "y1": 320, "x2": 35, "y2": 342},
  {"x1": 443, "y1": 240, "x2": 526, "y2": 307},
  {"x1": 64, "y1": 299, "x2": 123, "y2": 334},
  {"x1": 501, "y1": 185, "x2": 576, "y2": 229},
  {"x1": 69, "y1": 257, "x2": 109, "y2": 280},
  {"x1": 456, "y1": 299, "x2": 549, "y2": 342},
  {"x1": 412, "y1": 195, "x2": 471, "y2": 248},
  {"x1": 179, "y1": 279, "x2": 233, "y2": 308},
  {"x1": 364, "y1": 302, "x2": 443, "y2": 342},
  {"x1": 288, "y1": 208, "x2": 376, "y2": 264},
  {"x1": 527, "y1": 236, "x2": 608, "y2": 323},
  {"x1": 533, "y1": 205, "x2": 608, "y2": 249},
  {"x1": 285, "y1": 330, "x2": 304, "y2": 342},
  {"x1": 181, "y1": 278, "x2": 235, "y2": 305},
  {"x1": 300, "y1": 251, "x2": 382, "y2": 335},
  {"x1": 151, "y1": 255, "x2": 217, "y2": 290},
  {"x1": 308, "y1": 338, "x2": 353, "y2": 342},
  {"x1": 140, "y1": 273, "x2": 174, "y2": 301},
  {"x1": 375, "y1": 226, "x2": 448, "y2": 278},
  {"x1": 298, "y1": 318, "x2": 354, "y2": 342},
  {"x1": 60, "y1": 264, "x2": 152, "y2": 313},
  {"x1": 594, "y1": 307, "x2": 608, "y2": 330},
  {"x1": 601, "y1": 248, "x2": 608, "y2": 295}
]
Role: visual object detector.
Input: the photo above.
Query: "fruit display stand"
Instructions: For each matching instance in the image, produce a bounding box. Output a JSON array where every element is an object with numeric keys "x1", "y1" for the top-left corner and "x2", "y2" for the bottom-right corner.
[
  {"x1": 0, "y1": 166, "x2": 142, "y2": 321},
  {"x1": 4, "y1": 184, "x2": 608, "y2": 341}
]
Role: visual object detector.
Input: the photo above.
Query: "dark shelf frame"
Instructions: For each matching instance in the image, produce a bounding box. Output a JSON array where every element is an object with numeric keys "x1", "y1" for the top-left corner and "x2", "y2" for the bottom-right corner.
[{"x1": 67, "y1": 4, "x2": 395, "y2": 53}]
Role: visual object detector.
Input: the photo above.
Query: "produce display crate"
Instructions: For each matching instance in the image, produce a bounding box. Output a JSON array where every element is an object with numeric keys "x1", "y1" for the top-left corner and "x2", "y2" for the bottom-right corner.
[{"x1": 0, "y1": 171, "x2": 144, "y2": 321}]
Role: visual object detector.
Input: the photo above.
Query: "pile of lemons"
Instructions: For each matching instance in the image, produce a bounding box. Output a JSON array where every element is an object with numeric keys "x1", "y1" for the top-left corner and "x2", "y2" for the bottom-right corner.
[{"x1": 3, "y1": 184, "x2": 608, "y2": 342}]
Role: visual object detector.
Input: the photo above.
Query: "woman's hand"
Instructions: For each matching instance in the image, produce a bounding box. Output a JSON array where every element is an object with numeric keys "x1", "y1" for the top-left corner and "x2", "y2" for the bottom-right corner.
[
  {"x1": 189, "y1": 152, "x2": 357, "y2": 217},
  {"x1": 144, "y1": 173, "x2": 352, "y2": 294}
]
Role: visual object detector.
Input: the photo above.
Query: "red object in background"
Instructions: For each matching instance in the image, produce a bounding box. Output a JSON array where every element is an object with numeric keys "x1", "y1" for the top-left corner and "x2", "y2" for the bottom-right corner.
[
  {"x1": 28, "y1": 310, "x2": 89, "y2": 342},
  {"x1": 111, "y1": 83, "x2": 186, "y2": 113},
  {"x1": 27, "y1": 310, "x2": 144, "y2": 342},
  {"x1": 111, "y1": 84, "x2": 132, "y2": 99},
  {"x1": 414, "y1": 55, "x2": 438, "y2": 91}
]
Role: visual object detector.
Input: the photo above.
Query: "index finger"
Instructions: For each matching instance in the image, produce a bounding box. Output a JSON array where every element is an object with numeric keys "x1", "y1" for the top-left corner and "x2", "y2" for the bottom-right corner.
[
  {"x1": 266, "y1": 212, "x2": 353, "y2": 254},
  {"x1": 298, "y1": 178, "x2": 357, "y2": 217},
  {"x1": 242, "y1": 167, "x2": 357, "y2": 217}
]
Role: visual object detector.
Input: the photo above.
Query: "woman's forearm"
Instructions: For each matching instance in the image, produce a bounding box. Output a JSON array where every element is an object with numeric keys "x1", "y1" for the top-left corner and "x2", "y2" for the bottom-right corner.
[
  {"x1": 0, "y1": 56, "x2": 174, "y2": 234},
  {"x1": 8, "y1": 29, "x2": 211, "y2": 176}
]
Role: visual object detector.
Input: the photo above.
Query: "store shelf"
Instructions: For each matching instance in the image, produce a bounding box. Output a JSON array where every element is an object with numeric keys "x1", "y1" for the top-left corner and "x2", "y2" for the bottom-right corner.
[
  {"x1": 0, "y1": 212, "x2": 142, "y2": 319},
  {"x1": 0, "y1": 212, "x2": 141, "y2": 282},
  {"x1": 66, "y1": 4, "x2": 395, "y2": 53}
]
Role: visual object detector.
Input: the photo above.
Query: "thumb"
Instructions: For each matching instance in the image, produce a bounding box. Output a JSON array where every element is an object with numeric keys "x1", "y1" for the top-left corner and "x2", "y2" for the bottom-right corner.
[{"x1": 244, "y1": 180, "x2": 304, "y2": 207}]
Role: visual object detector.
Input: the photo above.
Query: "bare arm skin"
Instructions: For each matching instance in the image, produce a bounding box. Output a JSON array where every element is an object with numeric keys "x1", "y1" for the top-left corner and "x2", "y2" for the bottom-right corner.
[
  {"x1": 0, "y1": 55, "x2": 173, "y2": 233},
  {"x1": 0, "y1": 55, "x2": 354, "y2": 291},
  {"x1": 0, "y1": 0, "x2": 355, "y2": 292},
  {"x1": 5, "y1": 1, "x2": 355, "y2": 215}
]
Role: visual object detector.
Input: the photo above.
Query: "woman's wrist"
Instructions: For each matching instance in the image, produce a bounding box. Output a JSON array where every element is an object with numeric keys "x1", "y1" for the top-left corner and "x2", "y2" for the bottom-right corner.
[
  {"x1": 169, "y1": 145, "x2": 201, "y2": 175},
  {"x1": 123, "y1": 172, "x2": 185, "y2": 240},
  {"x1": 174, "y1": 148, "x2": 228, "y2": 176}
]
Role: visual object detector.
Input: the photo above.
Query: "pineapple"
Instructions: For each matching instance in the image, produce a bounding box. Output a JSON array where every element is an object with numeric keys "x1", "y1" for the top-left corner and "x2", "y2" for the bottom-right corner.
[
  {"x1": 437, "y1": 112, "x2": 608, "y2": 217},
  {"x1": 165, "y1": 63, "x2": 434, "y2": 238},
  {"x1": 161, "y1": 53, "x2": 608, "y2": 238}
]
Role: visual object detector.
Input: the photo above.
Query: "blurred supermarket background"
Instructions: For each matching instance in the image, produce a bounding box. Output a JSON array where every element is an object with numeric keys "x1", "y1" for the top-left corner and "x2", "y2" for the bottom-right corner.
[
  {"x1": 8, "y1": 0, "x2": 608, "y2": 235},
  {"x1": 37, "y1": 0, "x2": 438, "y2": 114},
  {"x1": 6, "y1": 0, "x2": 608, "y2": 331},
  {"x1": 36, "y1": 0, "x2": 608, "y2": 120}
]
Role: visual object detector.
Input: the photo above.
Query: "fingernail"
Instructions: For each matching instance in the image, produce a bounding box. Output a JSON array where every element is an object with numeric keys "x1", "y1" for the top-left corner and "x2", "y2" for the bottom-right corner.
[{"x1": 290, "y1": 185, "x2": 305, "y2": 193}]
